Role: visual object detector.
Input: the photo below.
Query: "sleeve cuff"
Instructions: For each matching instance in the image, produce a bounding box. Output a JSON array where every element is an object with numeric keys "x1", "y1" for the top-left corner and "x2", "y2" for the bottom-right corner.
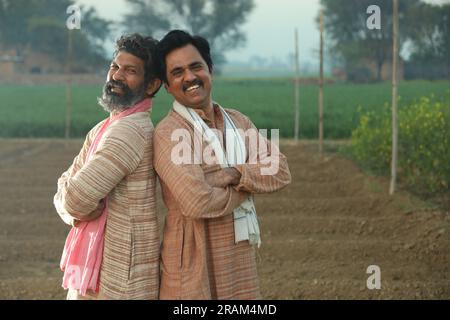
[{"x1": 233, "y1": 164, "x2": 250, "y2": 192}]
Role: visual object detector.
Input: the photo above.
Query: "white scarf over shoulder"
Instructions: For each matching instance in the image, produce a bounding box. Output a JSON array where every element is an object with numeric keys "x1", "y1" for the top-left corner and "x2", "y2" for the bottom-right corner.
[{"x1": 173, "y1": 100, "x2": 261, "y2": 247}]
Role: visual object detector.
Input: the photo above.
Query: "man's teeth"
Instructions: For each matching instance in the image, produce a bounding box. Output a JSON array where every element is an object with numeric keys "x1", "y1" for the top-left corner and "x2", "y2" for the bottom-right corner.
[{"x1": 186, "y1": 84, "x2": 200, "y2": 92}]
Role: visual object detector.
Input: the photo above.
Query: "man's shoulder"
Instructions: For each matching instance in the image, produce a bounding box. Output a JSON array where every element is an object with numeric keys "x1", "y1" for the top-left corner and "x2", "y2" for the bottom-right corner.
[
  {"x1": 112, "y1": 112, "x2": 153, "y2": 131},
  {"x1": 94, "y1": 118, "x2": 108, "y2": 129},
  {"x1": 119, "y1": 112, "x2": 154, "y2": 130},
  {"x1": 155, "y1": 109, "x2": 187, "y2": 134},
  {"x1": 87, "y1": 118, "x2": 108, "y2": 137},
  {"x1": 105, "y1": 113, "x2": 153, "y2": 142}
]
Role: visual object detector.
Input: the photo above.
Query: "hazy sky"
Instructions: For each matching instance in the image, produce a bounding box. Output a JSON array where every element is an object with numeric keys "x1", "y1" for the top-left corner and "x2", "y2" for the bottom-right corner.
[
  {"x1": 77, "y1": 0, "x2": 449, "y2": 64},
  {"x1": 76, "y1": 0, "x2": 321, "y2": 63}
]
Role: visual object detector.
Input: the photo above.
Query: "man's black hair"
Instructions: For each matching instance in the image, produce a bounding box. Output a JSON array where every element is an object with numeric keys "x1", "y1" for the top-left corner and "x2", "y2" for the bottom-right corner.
[
  {"x1": 114, "y1": 33, "x2": 161, "y2": 96},
  {"x1": 157, "y1": 30, "x2": 214, "y2": 84}
]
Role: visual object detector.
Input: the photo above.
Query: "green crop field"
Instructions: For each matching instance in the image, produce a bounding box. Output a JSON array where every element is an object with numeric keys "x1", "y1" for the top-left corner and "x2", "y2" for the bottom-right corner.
[{"x1": 0, "y1": 79, "x2": 448, "y2": 138}]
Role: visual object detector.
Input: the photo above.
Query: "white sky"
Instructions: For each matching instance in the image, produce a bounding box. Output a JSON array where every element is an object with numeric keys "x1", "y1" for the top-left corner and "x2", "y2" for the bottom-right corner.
[
  {"x1": 76, "y1": 0, "x2": 320, "y2": 63},
  {"x1": 76, "y1": 0, "x2": 449, "y2": 64},
  {"x1": 227, "y1": 0, "x2": 321, "y2": 63}
]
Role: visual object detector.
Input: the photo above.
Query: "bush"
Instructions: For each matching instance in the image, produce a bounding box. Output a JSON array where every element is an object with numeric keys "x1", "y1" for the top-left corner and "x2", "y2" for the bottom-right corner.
[{"x1": 350, "y1": 94, "x2": 450, "y2": 195}]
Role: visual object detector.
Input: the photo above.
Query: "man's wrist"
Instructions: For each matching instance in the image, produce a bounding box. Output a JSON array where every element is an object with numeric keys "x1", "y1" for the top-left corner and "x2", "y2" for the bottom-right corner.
[{"x1": 225, "y1": 167, "x2": 241, "y2": 186}]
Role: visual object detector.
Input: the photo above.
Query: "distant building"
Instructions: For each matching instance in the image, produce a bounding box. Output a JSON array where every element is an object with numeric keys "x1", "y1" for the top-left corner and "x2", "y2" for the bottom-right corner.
[
  {"x1": 0, "y1": 48, "x2": 68, "y2": 77},
  {"x1": 0, "y1": 50, "x2": 23, "y2": 76},
  {"x1": 362, "y1": 57, "x2": 404, "y2": 82},
  {"x1": 332, "y1": 57, "x2": 404, "y2": 83},
  {"x1": 332, "y1": 67, "x2": 346, "y2": 82},
  {"x1": 0, "y1": 48, "x2": 103, "y2": 85}
]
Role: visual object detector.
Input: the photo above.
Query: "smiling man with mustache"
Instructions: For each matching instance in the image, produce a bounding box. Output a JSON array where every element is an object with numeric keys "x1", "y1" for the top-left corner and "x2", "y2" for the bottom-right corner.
[
  {"x1": 153, "y1": 30, "x2": 292, "y2": 300},
  {"x1": 54, "y1": 34, "x2": 162, "y2": 300}
]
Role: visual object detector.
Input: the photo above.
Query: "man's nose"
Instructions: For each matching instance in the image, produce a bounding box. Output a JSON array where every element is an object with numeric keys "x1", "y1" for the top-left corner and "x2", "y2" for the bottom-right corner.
[
  {"x1": 112, "y1": 68, "x2": 125, "y2": 82},
  {"x1": 184, "y1": 68, "x2": 196, "y2": 82}
]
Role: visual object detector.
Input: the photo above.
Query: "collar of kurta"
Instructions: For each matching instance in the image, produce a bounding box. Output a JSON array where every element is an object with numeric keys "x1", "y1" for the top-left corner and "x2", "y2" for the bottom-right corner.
[{"x1": 190, "y1": 103, "x2": 224, "y2": 129}]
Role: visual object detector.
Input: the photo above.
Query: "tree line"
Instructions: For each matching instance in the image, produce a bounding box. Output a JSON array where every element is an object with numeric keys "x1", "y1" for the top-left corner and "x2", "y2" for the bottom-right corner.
[
  {"x1": 320, "y1": 0, "x2": 450, "y2": 81},
  {"x1": 0, "y1": 0, "x2": 253, "y2": 73},
  {"x1": 0, "y1": 0, "x2": 448, "y2": 80},
  {"x1": 0, "y1": 0, "x2": 111, "y2": 72}
]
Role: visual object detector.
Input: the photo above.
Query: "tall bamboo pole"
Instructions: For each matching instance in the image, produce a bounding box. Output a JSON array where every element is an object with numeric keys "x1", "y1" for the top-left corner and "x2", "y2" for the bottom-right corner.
[
  {"x1": 319, "y1": 9, "x2": 324, "y2": 155},
  {"x1": 294, "y1": 28, "x2": 300, "y2": 142},
  {"x1": 390, "y1": 0, "x2": 399, "y2": 195},
  {"x1": 65, "y1": 30, "x2": 73, "y2": 139}
]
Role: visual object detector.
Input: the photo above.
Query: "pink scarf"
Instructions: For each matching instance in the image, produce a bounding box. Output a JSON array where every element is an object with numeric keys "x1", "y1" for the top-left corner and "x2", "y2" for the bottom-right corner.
[{"x1": 60, "y1": 98, "x2": 152, "y2": 296}]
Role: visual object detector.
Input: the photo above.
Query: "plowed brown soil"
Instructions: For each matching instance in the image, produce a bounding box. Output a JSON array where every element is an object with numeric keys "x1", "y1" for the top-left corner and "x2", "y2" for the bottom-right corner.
[{"x1": 0, "y1": 139, "x2": 448, "y2": 299}]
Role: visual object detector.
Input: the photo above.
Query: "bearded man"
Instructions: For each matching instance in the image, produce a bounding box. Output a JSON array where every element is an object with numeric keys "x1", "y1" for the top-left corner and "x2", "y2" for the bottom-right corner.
[{"x1": 53, "y1": 34, "x2": 161, "y2": 300}]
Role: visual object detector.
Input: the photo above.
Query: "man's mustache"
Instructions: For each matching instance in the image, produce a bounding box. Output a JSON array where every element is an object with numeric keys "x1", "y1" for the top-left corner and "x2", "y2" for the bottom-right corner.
[
  {"x1": 182, "y1": 79, "x2": 203, "y2": 91},
  {"x1": 105, "y1": 80, "x2": 128, "y2": 93}
]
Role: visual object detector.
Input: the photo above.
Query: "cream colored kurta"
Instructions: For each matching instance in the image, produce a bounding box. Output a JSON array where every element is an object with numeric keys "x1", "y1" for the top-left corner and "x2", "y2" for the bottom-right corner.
[
  {"x1": 153, "y1": 105, "x2": 291, "y2": 299},
  {"x1": 54, "y1": 112, "x2": 159, "y2": 299}
]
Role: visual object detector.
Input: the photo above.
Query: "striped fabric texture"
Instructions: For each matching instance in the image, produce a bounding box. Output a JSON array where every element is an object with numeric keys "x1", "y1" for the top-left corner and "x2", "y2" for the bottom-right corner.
[
  {"x1": 153, "y1": 105, "x2": 291, "y2": 299},
  {"x1": 54, "y1": 112, "x2": 160, "y2": 299}
]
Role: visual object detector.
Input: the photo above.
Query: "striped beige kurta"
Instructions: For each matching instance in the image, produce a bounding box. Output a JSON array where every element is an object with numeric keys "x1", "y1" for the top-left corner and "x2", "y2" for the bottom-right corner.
[
  {"x1": 153, "y1": 104, "x2": 291, "y2": 299},
  {"x1": 54, "y1": 111, "x2": 159, "y2": 299}
]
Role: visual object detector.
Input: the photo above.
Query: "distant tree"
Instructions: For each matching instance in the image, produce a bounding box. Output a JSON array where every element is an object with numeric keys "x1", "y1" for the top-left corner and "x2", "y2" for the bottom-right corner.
[
  {"x1": 404, "y1": 3, "x2": 450, "y2": 79},
  {"x1": 320, "y1": 0, "x2": 450, "y2": 81},
  {"x1": 80, "y1": 6, "x2": 114, "y2": 59},
  {"x1": 0, "y1": 0, "x2": 40, "y2": 55},
  {"x1": 0, "y1": 0, "x2": 112, "y2": 71},
  {"x1": 319, "y1": 0, "x2": 420, "y2": 82},
  {"x1": 123, "y1": 0, "x2": 255, "y2": 70}
]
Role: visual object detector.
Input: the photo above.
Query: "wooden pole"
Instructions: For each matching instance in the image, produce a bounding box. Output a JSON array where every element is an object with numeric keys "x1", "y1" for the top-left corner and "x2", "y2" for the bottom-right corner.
[
  {"x1": 65, "y1": 30, "x2": 73, "y2": 139},
  {"x1": 319, "y1": 9, "x2": 324, "y2": 155},
  {"x1": 294, "y1": 28, "x2": 300, "y2": 142},
  {"x1": 389, "y1": 0, "x2": 399, "y2": 195}
]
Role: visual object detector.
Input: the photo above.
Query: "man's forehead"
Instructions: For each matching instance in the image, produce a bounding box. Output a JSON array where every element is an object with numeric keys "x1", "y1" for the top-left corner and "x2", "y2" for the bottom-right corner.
[
  {"x1": 112, "y1": 51, "x2": 144, "y2": 68},
  {"x1": 166, "y1": 44, "x2": 205, "y2": 69}
]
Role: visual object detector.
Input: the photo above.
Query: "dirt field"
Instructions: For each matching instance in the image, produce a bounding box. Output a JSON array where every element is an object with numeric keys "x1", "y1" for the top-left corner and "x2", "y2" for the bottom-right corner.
[{"x1": 0, "y1": 139, "x2": 448, "y2": 299}]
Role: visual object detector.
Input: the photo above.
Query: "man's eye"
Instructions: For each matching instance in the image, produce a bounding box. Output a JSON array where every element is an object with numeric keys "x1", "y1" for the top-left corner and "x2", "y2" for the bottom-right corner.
[
  {"x1": 172, "y1": 70, "x2": 182, "y2": 77},
  {"x1": 110, "y1": 65, "x2": 118, "y2": 70},
  {"x1": 128, "y1": 69, "x2": 136, "y2": 74}
]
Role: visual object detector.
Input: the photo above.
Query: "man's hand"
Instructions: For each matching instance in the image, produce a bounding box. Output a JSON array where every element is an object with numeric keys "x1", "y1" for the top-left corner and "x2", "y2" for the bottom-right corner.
[
  {"x1": 205, "y1": 167, "x2": 241, "y2": 188},
  {"x1": 223, "y1": 167, "x2": 241, "y2": 186},
  {"x1": 72, "y1": 199, "x2": 106, "y2": 227}
]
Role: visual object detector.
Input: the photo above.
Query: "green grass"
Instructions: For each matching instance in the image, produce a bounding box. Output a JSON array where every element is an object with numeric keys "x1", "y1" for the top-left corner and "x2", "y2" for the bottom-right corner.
[{"x1": 0, "y1": 79, "x2": 449, "y2": 138}]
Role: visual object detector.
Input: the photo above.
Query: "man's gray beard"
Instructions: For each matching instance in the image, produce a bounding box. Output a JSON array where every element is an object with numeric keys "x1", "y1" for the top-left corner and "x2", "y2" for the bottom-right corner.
[{"x1": 97, "y1": 83, "x2": 147, "y2": 113}]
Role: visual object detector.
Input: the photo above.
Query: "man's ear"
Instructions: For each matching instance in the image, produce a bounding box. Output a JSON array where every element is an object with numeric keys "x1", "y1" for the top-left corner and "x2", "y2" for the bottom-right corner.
[{"x1": 146, "y1": 78, "x2": 162, "y2": 97}]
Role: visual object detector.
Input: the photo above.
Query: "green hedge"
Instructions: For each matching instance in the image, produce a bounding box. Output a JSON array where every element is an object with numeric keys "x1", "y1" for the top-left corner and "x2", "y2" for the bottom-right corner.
[{"x1": 350, "y1": 94, "x2": 450, "y2": 195}]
